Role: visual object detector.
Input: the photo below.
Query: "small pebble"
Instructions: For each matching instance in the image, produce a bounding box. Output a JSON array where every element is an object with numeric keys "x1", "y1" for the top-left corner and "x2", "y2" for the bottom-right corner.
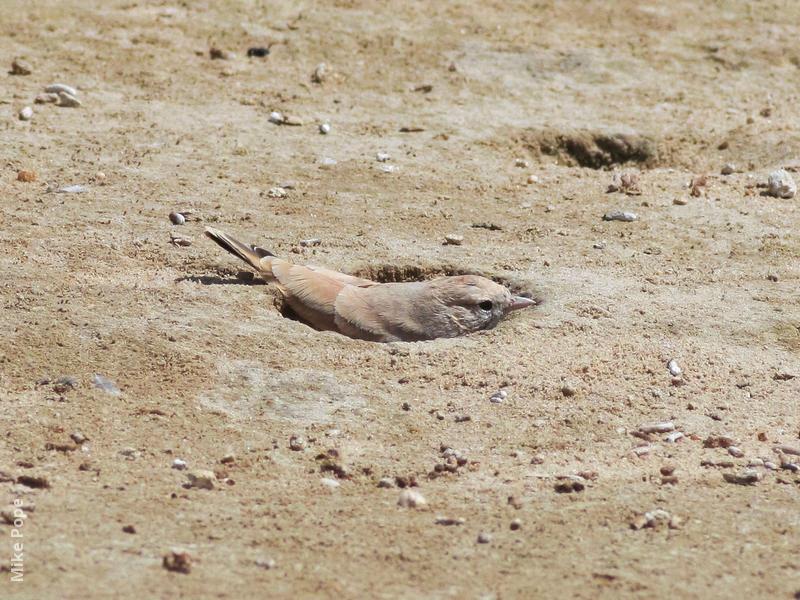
[
  {"x1": 169, "y1": 212, "x2": 186, "y2": 225},
  {"x1": 510, "y1": 518, "x2": 522, "y2": 531},
  {"x1": 477, "y1": 532, "x2": 492, "y2": 544},
  {"x1": 220, "y1": 454, "x2": 235, "y2": 464},
  {"x1": 603, "y1": 211, "x2": 638, "y2": 222},
  {"x1": 454, "y1": 414, "x2": 471, "y2": 423},
  {"x1": 378, "y1": 477, "x2": 395, "y2": 488},
  {"x1": 311, "y1": 63, "x2": 328, "y2": 84},
  {"x1": 35, "y1": 93, "x2": 59, "y2": 104},
  {"x1": 48, "y1": 185, "x2": 86, "y2": 194},
  {"x1": 209, "y1": 47, "x2": 234, "y2": 60},
  {"x1": 95, "y1": 172, "x2": 106, "y2": 181},
  {"x1": 170, "y1": 232, "x2": 192, "y2": 246},
  {"x1": 267, "y1": 187, "x2": 287, "y2": 198},
  {"x1": 379, "y1": 164, "x2": 395, "y2": 173},
  {"x1": 435, "y1": 516, "x2": 465, "y2": 526},
  {"x1": 593, "y1": 241, "x2": 607, "y2": 249},
  {"x1": 186, "y1": 470, "x2": 216, "y2": 489},
  {"x1": 489, "y1": 389, "x2": 507, "y2": 404},
  {"x1": 162, "y1": 550, "x2": 192, "y2": 574},
  {"x1": 673, "y1": 197, "x2": 688, "y2": 206},
  {"x1": 254, "y1": 557, "x2": 276, "y2": 569},
  {"x1": 633, "y1": 446, "x2": 650, "y2": 456},
  {"x1": 722, "y1": 469, "x2": 761, "y2": 485},
  {"x1": 300, "y1": 238, "x2": 321, "y2": 247},
  {"x1": 376, "y1": 153, "x2": 391, "y2": 162},
  {"x1": 667, "y1": 359, "x2": 682, "y2": 377},
  {"x1": 289, "y1": 435, "x2": 306, "y2": 451},
  {"x1": 119, "y1": 447, "x2": 138, "y2": 458},
  {"x1": 774, "y1": 445, "x2": 800, "y2": 457},
  {"x1": 639, "y1": 422, "x2": 675, "y2": 434},
  {"x1": 665, "y1": 431, "x2": 684, "y2": 443},
  {"x1": 320, "y1": 157, "x2": 337, "y2": 168},
  {"x1": 10, "y1": 59, "x2": 32, "y2": 75},
  {"x1": 19, "y1": 106, "x2": 33, "y2": 121},
  {"x1": 728, "y1": 446, "x2": 744, "y2": 458},
  {"x1": 71, "y1": 432, "x2": 87, "y2": 444},
  {"x1": 527, "y1": 174, "x2": 539, "y2": 184},
  {"x1": 57, "y1": 92, "x2": 82, "y2": 107},
  {"x1": 320, "y1": 477, "x2": 340, "y2": 489},
  {"x1": 17, "y1": 170, "x2": 36, "y2": 182},
  {"x1": 398, "y1": 489, "x2": 427, "y2": 508},
  {"x1": 45, "y1": 83, "x2": 78, "y2": 96},
  {"x1": 767, "y1": 169, "x2": 797, "y2": 199},
  {"x1": 444, "y1": 234, "x2": 463, "y2": 246},
  {"x1": 721, "y1": 164, "x2": 735, "y2": 175},
  {"x1": 92, "y1": 374, "x2": 120, "y2": 395},
  {"x1": 269, "y1": 111, "x2": 284, "y2": 124},
  {"x1": 122, "y1": 525, "x2": 136, "y2": 534},
  {"x1": 514, "y1": 158, "x2": 529, "y2": 168},
  {"x1": 319, "y1": 123, "x2": 330, "y2": 134},
  {"x1": 283, "y1": 115, "x2": 303, "y2": 126},
  {"x1": 764, "y1": 461, "x2": 778, "y2": 471},
  {"x1": 247, "y1": 47, "x2": 270, "y2": 58},
  {"x1": 172, "y1": 458, "x2": 187, "y2": 470}
]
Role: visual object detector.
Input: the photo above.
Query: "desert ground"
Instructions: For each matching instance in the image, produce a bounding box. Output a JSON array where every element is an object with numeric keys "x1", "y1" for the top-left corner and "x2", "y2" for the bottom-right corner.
[{"x1": 2, "y1": 0, "x2": 800, "y2": 598}]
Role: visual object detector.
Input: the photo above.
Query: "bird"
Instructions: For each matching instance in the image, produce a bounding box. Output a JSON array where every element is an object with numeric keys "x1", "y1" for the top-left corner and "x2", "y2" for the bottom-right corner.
[{"x1": 204, "y1": 226, "x2": 535, "y2": 342}]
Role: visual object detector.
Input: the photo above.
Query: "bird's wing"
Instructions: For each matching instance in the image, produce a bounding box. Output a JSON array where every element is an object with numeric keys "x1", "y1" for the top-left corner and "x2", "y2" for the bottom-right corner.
[
  {"x1": 305, "y1": 265, "x2": 378, "y2": 288},
  {"x1": 334, "y1": 282, "x2": 433, "y2": 342},
  {"x1": 267, "y1": 260, "x2": 348, "y2": 332}
]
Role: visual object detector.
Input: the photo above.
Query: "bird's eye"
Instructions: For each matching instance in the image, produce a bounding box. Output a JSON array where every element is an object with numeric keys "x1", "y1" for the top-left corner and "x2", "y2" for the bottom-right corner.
[{"x1": 478, "y1": 300, "x2": 493, "y2": 311}]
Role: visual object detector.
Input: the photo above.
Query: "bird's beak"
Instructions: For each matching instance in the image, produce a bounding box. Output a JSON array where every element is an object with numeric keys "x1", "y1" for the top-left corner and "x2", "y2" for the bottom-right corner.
[{"x1": 508, "y1": 296, "x2": 536, "y2": 311}]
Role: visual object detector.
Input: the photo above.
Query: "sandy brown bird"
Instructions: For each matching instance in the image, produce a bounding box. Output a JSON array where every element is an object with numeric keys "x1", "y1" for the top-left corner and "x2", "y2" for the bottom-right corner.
[{"x1": 204, "y1": 226, "x2": 535, "y2": 342}]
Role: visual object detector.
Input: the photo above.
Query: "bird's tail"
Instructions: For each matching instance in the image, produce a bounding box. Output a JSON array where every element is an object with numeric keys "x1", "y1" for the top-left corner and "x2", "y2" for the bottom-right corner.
[{"x1": 204, "y1": 226, "x2": 275, "y2": 272}]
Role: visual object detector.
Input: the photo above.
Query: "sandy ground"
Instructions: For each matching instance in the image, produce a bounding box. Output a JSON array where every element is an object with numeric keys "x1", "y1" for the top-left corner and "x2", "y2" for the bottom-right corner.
[{"x1": 2, "y1": 1, "x2": 800, "y2": 598}]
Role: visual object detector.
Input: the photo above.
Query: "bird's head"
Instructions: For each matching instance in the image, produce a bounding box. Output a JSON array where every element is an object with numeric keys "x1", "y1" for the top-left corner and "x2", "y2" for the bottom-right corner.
[{"x1": 428, "y1": 275, "x2": 536, "y2": 336}]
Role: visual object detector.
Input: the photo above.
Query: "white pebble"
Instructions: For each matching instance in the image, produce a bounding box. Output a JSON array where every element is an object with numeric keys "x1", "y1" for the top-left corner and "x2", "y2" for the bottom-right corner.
[
  {"x1": 434, "y1": 516, "x2": 465, "y2": 526},
  {"x1": 320, "y1": 477, "x2": 340, "y2": 489},
  {"x1": 667, "y1": 359, "x2": 682, "y2": 377},
  {"x1": 514, "y1": 158, "x2": 529, "y2": 168},
  {"x1": 18, "y1": 106, "x2": 33, "y2": 121},
  {"x1": 300, "y1": 238, "x2": 321, "y2": 247},
  {"x1": 767, "y1": 169, "x2": 796, "y2": 199},
  {"x1": 57, "y1": 92, "x2": 81, "y2": 107},
  {"x1": 376, "y1": 152, "x2": 391, "y2": 162},
  {"x1": 172, "y1": 458, "x2": 187, "y2": 470},
  {"x1": 319, "y1": 123, "x2": 330, "y2": 134},
  {"x1": 640, "y1": 422, "x2": 675, "y2": 434},
  {"x1": 267, "y1": 186, "x2": 287, "y2": 198},
  {"x1": 379, "y1": 164, "x2": 395, "y2": 173},
  {"x1": 377, "y1": 477, "x2": 395, "y2": 488},
  {"x1": 477, "y1": 532, "x2": 492, "y2": 543},
  {"x1": 633, "y1": 446, "x2": 650, "y2": 456},
  {"x1": 45, "y1": 83, "x2": 77, "y2": 96},
  {"x1": 665, "y1": 431, "x2": 684, "y2": 443},
  {"x1": 603, "y1": 211, "x2": 638, "y2": 222},
  {"x1": 527, "y1": 174, "x2": 539, "y2": 184},
  {"x1": 169, "y1": 212, "x2": 186, "y2": 225},
  {"x1": 48, "y1": 185, "x2": 86, "y2": 194},
  {"x1": 71, "y1": 432, "x2": 87, "y2": 444},
  {"x1": 320, "y1": 156, "x2": 337, "y2": 168},
  {"x1": 269, "y1": 111, "x2": 284, "y2": 124},
  {"x1": 444, "y1": 234, "x2": 463, "y2": 246},
  {"x1": 728, "y1": 446, "x2": 744, "y2": 458},
  {"x1": 490, "y1": 389, "x2": 507, "y2": 403},
  {"x1": 397, "y1": 489, "x2": 426, "y2": 508},
  {"x1": 186, "y1": 470, "x2": 215, "y2": 489}
]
